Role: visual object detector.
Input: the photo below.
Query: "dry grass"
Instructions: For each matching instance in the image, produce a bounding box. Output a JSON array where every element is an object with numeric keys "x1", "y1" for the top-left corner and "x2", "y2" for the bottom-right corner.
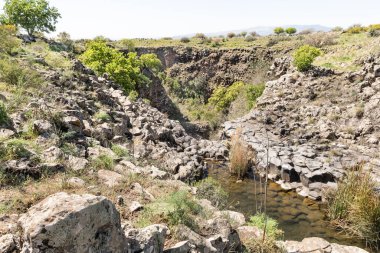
[
  {"x1": 326, "y1": 165, "x2": 380, "y2": 249},
  {"x1": 229, "y1": 128, "x2": 251, "y2": 179}
]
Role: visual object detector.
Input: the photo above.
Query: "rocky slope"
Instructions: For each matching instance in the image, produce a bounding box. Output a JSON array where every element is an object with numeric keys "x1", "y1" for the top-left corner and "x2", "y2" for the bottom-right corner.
[{"x1": 222, "y1": 56, "x2": 380, "y2": 200}]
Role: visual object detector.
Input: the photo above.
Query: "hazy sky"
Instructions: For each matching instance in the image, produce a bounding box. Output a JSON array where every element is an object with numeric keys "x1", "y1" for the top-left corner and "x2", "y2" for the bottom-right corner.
[{"x1": 1, "y1": 0, "x2": 380, "y2": 39}]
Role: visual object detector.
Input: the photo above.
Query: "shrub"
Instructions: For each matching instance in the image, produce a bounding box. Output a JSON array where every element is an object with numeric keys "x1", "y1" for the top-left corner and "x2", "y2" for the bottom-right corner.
[
  {"x1": 240, "y1": 31, "x2": 247, "y2": 37},
  {"x1": 91, "y1": 154, "x2": 114, "y2": 171},
  {"x1": 298, "y1": 29, "x2": 314, "y2": 35},
  {"x1": 273, "y1": 27, "x2": 284, "y2": 35},
  {"x1": 303, "y1": 32, "x2": 338, "y2": 48},
  {"x1": 0, "y1": 139, "x2": 31, "y2": 161},
  {"x1": 285, "y1": 27, "x2": 297, "y2": 35},
  {"x1": 137, "y1": 190, "x2": 202, "y2": 230},
  {"x1": 248, "y1": 213, "x2": 284, "y2": 240},
  {"x1": 331, "y1": 26, "x2": 343, "y2": 32},
  {"x1": 195, "y1": 177, "x2": 228, "y2": 208},
  {"x1": 56, "y1": 32, "x2": 73, "y2": 51},
  {"x1": 140, "y1": 53, "x2": 162, "y2": 73},
  {"x1": 0, "y1": 102, "x2": 9, "y2": 126},
  {"x1": 346, "y1": 24, "x2": 367, "y2": 34},
  {"x1": 193, "y1": 33, "x2": 206, "y2": 40},
  {"x1": 180, "y1": 37, "x2": 190, "y2": 43},
  {"x1": 208, "y1": 81, "x2": 245, "y2": 111},
  {"x1": 80, "y1": 41, "x2": 161, "y2": 94},
  {"x1": 0, "y1": 25, "x2": 20, "y2": 54},
  {"x1": 0, "y1": 57, "x2": 42, "y2": 87},
  {"x1": 246, "y1": 83, "x2": 265, "y2": 109},
  {"x1": 227, "y1": 32, "x2": 236, "y2": 38},
  {"x1": 111, "y1": 145, "x2": 130, "y2": 159},
  {"x1": 368, "y1": 24, "x2": 380, "y2": 37},
  {"x1": 1, "y1": 0, "x2": 61, "y2": 36},
  {"x1": 117, "y1": 39, "x2": 135, "y2": 52},
  {"x1": 229, "y1": 128, "x2": 250, "y2": 179},
  {"x1": 293, "y1": 45, "x2": 322, "y2": 72},
  {"x1": 245, "y1": 35, "x2": 256, "y2": 42},
  {"x1": 128, "y1": 90, "x2": 138, "y2": 101},
  {"x1": 94, "y1": 111, "x2": 111, "y2": 122},
  {"x1": 326, "y1": 166, "x2": 380, "y2": 248}
]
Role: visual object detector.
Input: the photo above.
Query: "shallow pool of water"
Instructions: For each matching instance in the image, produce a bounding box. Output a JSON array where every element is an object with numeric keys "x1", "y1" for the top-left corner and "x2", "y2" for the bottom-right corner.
[{"x1": 207, "y1": 163, "x2": 369, "y2": 250}]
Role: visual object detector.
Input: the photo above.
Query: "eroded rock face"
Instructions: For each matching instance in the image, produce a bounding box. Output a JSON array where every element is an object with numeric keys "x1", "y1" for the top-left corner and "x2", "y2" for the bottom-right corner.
[
  {"x1": 18, "y1": 192, "x2": 128, "y2": 253},
  {"x1": 222, "y1": 56, "x2": 380, "y2": 199}
]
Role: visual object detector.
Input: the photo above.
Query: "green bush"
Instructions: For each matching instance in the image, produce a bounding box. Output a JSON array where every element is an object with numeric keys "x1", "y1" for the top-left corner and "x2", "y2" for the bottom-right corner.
[
  {"x1": 0, "y1": 102, "x2": 9, "y2": 126},
  {"x1": 246, "y1": 83, "x2": 265, "y2": 109},
  {"x1": 0, "y1": 139, "x2": 32, "y2": 161},
  {"x1": 193, "y1": 33, "x2": 206, "y2": 40},
  {"x1": 285, "y1": 27, "x2": 297, "y2": 35},
  {"x1": 245, "y1": 35, "x2": 255, "y2": 42},
  {"x1": 117, "y1": 39, "x2": 135, "y2": 51},
  {"x1": 248, "y1": 213, "x2": 284, "y2": 240},
  {"x1": 208, "y1": 81, "x2": 244, "y2": 111},
  {"x1": 227, "y1": 32, "x2": 236, "y2": 38},
  {"x1": 91, "y1": 154, "x2": 114, "y2": 171},
  {"x1": 137, "y1": 190, "x2": 202, "y2": 230},
  {"x1": 0, "y1": 57, "x2": 42, "y2": 87},
  {"x1": 80, "y1": 40, "x2": 161, "y2": 94},
  {"x1": 0, "y1": 25, "x2": 20, "y2": 54},
  {"x1": 195, "y1": 178, "x2": 228, "y2": 208},
  {"x1": 326, "y1": 167, "x2": 380, "y2": 248},
  {"x1": 293, "y1": 45, "x2": 321, "y2": 72},
  {"x1": 274, "y1": 27, "x2": 284, "y2": 35},
  {"x1": 111, "y1": 145, "x2": 130, "y2": 159},
  {"x1": 128, "y1": 90, "x2": 138, "y2": 101},
  {"x1": 346, "y1": 24, "x2": 367, "y2": 34},
  {"x1": 94, "y1": 111, "x2": 111, "y2": 122}
]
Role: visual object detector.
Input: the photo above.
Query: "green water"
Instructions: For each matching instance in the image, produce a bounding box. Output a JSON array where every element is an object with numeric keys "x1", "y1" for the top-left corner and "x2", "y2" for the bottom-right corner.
[{"x1": 207, "y1": 164, "x2": 369, "y2": 250}]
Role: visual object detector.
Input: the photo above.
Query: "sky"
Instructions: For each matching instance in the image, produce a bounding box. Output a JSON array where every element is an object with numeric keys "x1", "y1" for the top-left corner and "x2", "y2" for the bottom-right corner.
[{"x1": 1, "y1": 0, "x2": 380, "y2": 39}]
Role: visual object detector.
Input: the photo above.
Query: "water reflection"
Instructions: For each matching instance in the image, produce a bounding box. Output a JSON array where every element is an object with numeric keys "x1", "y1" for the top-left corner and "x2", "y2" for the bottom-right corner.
[{"x1": 207, "y1": 162, "x2": 367, "y2": 250}]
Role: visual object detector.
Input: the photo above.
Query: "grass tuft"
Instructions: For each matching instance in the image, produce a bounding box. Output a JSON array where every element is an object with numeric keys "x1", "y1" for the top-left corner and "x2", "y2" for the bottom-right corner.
[{"x1": 229, "y1": 128, "x2": 250, "y2": 179}]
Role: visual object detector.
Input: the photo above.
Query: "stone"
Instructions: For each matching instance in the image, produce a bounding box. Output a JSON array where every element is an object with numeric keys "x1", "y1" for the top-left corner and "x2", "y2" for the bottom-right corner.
[
  {"x1": 67, "y1": 177, "x2": 85, "y2": 187},
  {"x1": 0, "y1": 129, "x2": 15, "y2": 139},
  {"x1": 215, "y1": 211, "x2": 246, "y2": 227},
  {"x1": 97, "y1": 169, "x2": 123, "y2": 187},
  {"x1": 164, "y1": 240, "x2": 192, "y2": 253},
  {"x1": 129, "y1": 201, "x2": 143, "y2": 213},
  {"x1": 0, "y1": 214, "x2": 18, "y2": 235},
  {"x1": 18, "y1": 192, "x2": 128, "y2": 253},
  {"x1": 0, "y1": 234, "x2": 17, "y2": 253},
  {"x1": 33, "y1": 120, "x2": 53, "y2": 135},
  {"x1": 131, "y1": 183, "x2": 155, "y2": 201},
  {"x1": 299, "y1": 237, "x2": 332, "y2": 253},
  {"x1": 125, "y1": 224, "x2": 168, "y2": 253},
  {"x1": 42, "y1": 146, "x2": 64, "y2": 163},
  {"x1": 331, "y1": 243, "x2": 369, "y2": 253},
  {"x1": 236, "y1": 226, "x2": 262, "y2": 243},
  {"x1": 68, "y1": 155, "x2": 88, "y2": 171}
]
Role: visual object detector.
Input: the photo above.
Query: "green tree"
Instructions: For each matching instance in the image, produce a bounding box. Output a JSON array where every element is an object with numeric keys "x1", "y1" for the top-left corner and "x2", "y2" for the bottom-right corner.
[
  {"x1": 285, "y1": 27, "x2": 297, "y2": 35},
  {"x1": 293, "y1": 45, "x2": 321, "y2": 72},
  {"x1": 273, "y1": 27, "x2": 284, "y2": 35},
  {"x1": 1, "y1": 0, "x2": 61, "y2": 37},
  {"x1": 0, "y1": 25, "x2": 20, "y2": 54}
]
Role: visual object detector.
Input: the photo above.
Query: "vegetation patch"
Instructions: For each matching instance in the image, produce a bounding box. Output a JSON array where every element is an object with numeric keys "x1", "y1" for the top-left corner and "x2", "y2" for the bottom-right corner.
[
  {"x1": 293, "y1": 45, "x2": 322, "y2": 71},
  {"x1": 229, "y1": 128, "x2": 250, "y2": 179},
  {"x1": 195, "y1": 177, "x2": 228, "y2": 208},
  {"x1": 326, "y1": 166, "x2": 380, "y2": 248}
]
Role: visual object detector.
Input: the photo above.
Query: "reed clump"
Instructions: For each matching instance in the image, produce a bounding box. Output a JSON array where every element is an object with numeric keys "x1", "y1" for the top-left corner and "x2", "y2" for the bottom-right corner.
[{"x1": 229, "y1": 128, "x2": 250, "y2": 179}]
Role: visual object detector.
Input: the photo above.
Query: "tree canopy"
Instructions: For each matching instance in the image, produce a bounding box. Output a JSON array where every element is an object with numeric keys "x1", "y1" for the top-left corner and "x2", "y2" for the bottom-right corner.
[{"x1": 1, "y1": 0, "x2": 61, "y2": 36}]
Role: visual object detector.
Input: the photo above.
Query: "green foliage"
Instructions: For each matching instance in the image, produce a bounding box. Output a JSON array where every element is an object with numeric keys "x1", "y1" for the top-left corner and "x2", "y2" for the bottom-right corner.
[
  {"x1": 194, "y1": 33, "x2": 206, "y2": 39},
  {"x1": 0, "y1": 139, "x2": 31, "y2": 161},
  {"x1": 80, "y1": 41, "x2": 161, "y2": 94},
  {"x1": 56, "y1": 32, "x2": 74, "y2": 51},
  {"x1": 2, "y1": 0, "x2": 61, "y2": 36},
  {"x1": 128, "y1": 90, "x2": 139, "y2": 101},
  {"x1": 195, "y1": 177, "x2": 228, "y2": 208},
  {"x1": 136, "y1": 190, "x2": 202, "y2": 230},
  {"x1": 274, "y1": 27, "x2": 285, "y2": 35},
  {"x1": 346, "y1": 24, "x2": 367, "y2": 34},
  {"x1": 0, "y1": 102, "x2": 9, "y2": 126},
  {"x1": 293, "y1": 45, "x2": 322, "y2": 72},
  {"x1": 91, "y1": 154, "x2": 114, "y2": 171},
  {"x1": 140, "y1": 53, "x2": 162, "y2": 73},
  {"x1": 0, "y1": 57, "x2": 42, "y2": 87},
  {"x1": 246, "y1": 83, "x2": 265, "y2": 109},
  {"x1": 245, "y1": 35, "x2": 255, "y2": 42},
  {"x1": 94, "y1": 111, "x2": 111, "y2": 122},
  {"x1": 117, "y1": 39, "x2": 135, "y2": 51},
  {"x1": 331, "y1": 26, "x2": 343, "y2": 32},
  {"x1": 208, "y1": 81, "x2": 244, "y2": 111},
  {"x1": 240, "y1": 31, "x2": 247, "y2": 37},
  {"x1": 285, "y1": 27, "x2": 297, "y2": 35},
  {"x1": 0, "y1": 25, "x2": 20, "y2": 54},
  {"x1": 248, "y1": 213, "x2": 284, "y2": 240},
  {"x1": 326, "y1": 167, "x2": 380, "y2": 248},
  {"x1": 111, "y1": 145, "x2": 130, "y2": 159}
]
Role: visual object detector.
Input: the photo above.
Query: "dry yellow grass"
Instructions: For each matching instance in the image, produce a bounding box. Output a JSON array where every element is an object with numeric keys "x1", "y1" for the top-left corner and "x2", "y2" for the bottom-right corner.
[{"x1": 229, "y1": 128, "x2": 251, "y2": 179}]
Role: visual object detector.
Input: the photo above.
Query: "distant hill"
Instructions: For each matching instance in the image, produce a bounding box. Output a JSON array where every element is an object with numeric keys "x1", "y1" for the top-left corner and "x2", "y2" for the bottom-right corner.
[{"x1": 175, "y1": 25, "x2": 331, "y2": 38}]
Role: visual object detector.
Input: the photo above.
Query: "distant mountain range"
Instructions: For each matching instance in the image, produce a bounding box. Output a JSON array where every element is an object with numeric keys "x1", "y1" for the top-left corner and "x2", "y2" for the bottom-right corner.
[{"x1": 174, "y1": 25, "x2": 331, "y2": 38}]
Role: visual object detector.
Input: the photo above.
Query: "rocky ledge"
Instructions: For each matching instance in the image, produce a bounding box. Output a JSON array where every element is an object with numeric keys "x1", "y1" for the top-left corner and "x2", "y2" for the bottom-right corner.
[
  {"x1": 222, "y1": 56, "x2": 380, "y2": 200},
  {"x1": 0, "y1": 192, "x2": 369, "y2": 253}
]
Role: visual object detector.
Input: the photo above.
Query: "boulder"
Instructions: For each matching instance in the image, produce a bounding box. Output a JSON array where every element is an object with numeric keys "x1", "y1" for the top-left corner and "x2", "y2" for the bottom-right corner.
[
  {"x1": 97, "y1": 169, "x2": 123, "y2": 187},
  {"x1": 0, "y1": 234, "x2": 17, "y2": 253},
  {"x1": 236, "y1": 226, "x2": 262, "y2": 243},
  {"x1": 215, "y1": 210, "x2": 246, "y2": 227},
  {"x1": 164, "y1": 240, "x2": 192, "y2": 253},
  {"x1": 33, "y1": 120, "x2": 53, "y2": 135},
  {"x1": 18, "y1": 192, "x2": 128, "y2": 253},
  {"x1": 125, "y1": 224, "x2": 168, "y2": 253}
]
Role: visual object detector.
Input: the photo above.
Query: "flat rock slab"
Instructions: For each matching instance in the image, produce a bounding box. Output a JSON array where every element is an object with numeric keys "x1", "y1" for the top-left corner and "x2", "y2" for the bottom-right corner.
[{"x1": 97, "y1": 169, "x2": 123, "y2": 187}]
